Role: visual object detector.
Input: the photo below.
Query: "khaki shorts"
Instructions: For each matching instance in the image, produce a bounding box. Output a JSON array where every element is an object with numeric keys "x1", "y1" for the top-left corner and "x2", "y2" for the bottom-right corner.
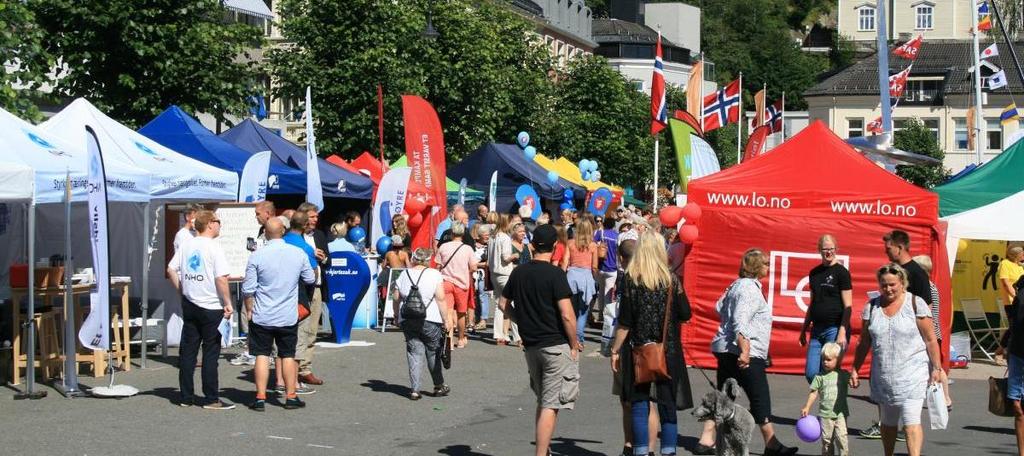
[{"x1": 525, "y1": 344, "x2": 580, "y2": 410}]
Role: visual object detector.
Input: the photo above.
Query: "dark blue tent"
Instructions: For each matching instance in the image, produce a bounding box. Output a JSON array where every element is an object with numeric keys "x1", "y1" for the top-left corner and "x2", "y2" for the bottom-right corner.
[
  {"x1": 139, "y1": 106, "x2": 305, "y2": 195},
  {"x1": 220, "y1": 119, "x2": 373, "y2": 200},
  {"x1": 449, "y1": 143, "x2": 585, "y2": 212}
]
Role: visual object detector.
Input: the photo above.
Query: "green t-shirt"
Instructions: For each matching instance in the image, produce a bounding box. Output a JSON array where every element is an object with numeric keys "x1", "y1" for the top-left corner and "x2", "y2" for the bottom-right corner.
[{"x1": 811, "y1": 369, "x2": 850, "y2": 419}]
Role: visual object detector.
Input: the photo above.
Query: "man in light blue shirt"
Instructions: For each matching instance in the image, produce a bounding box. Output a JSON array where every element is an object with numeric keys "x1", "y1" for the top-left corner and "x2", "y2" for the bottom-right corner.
[{"x1": 242, "y1": 217, "x2": 315, "y2": 411}]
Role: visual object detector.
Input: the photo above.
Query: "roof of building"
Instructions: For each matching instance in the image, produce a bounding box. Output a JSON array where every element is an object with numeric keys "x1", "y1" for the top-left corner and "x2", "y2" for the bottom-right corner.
[
  {"x1": 509, "y1": 0, "x2": 544, "y2": 17},
  {"x1": 592, "y1": 18, "x2": 677, "y2": 46},
  {"x1": 804, "y1": 40, "x2": 1024, "y2": 97}
]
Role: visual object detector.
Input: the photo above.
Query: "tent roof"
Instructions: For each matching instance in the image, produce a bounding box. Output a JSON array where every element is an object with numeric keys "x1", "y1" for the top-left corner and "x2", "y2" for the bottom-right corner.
[
  {"x1": 219, "y1": 119, "x2": 373, "y2": 200},
  {"x1": 449, "y1": 143, "x2": 585, "y2": 204},
  {"x1": 0, "y1": 157, "x2": 33, "y2": 201},
  {"x1": 0, "y1": 106, "x2": 151, "y2": 203},
  {"x1": 688, "y1": 120, "x2": 938, "y2": 224},
  {"x1": 140, "y1": 106, "x2": 305, "y2": 195},
  {"x1": 943, "y1": 188, "x2": 1024, "y2": 242},
  {"x1": 351, "y1": 152, "x2": 388, "y2": 183},
  {"x1": 42, "y1": 99, "x2": 237, "y2": 201},
  {"x1": 933, "y1": 139, "x2": 1024, "y2": 216},
  {"x1": 391, "y1": 156, "x2": 483, "y2": 195}
]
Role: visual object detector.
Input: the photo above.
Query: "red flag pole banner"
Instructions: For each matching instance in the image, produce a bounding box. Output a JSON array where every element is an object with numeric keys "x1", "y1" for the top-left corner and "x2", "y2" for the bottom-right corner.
[
  {"x1": 743, "y1": 125, "x2": 770, "y2": 162},
  {"x1": 682, "y1": 121, "x2": 950, "y2": 375},
  {"x1": 402, "y1": 95, "x2": 448, "y2": 250}
]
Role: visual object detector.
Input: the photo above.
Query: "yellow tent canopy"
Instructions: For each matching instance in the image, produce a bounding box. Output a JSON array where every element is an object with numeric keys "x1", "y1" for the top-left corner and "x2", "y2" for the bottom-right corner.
[{"x1": 532, "y1": 153, "x2": 622, "y2": 193}]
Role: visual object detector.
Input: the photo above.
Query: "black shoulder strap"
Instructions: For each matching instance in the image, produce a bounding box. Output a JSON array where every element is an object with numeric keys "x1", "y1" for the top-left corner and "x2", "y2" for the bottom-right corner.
[{"x1": 439, "y1": 243, "x2": 465, "y2": 270}]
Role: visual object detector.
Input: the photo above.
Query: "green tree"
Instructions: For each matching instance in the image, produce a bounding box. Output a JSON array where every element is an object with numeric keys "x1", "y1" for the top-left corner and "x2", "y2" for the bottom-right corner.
[
  {"x1": 893, "y1": 118, "x2": 950, "y2": 188},
  {"x1": 21, "y1": 0, "x2": 263, "y2": 127},
  {"x1": 532, "y1": 56, "x2": 656, "y2": 186},
  {"x1": 0, "y1": 1, "x2": 52, "y2": 120},
  {"x1": 269, "y1": 0, "x2": 554, "y2": 161}
]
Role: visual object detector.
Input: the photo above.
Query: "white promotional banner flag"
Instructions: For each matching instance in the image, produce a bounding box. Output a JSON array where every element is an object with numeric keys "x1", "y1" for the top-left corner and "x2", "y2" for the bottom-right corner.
[
  {"x1": 238, "y1": 151, "x2": 272, "y2": 202},
  {"x1": 370, "y1": 167, "x2": 412, "y2": 247},
  {"x1": 305, "y1": 86, "x2": 324, "y2": 210},
  {"x1": 458, "y1": 178, "x2": 467, "y2": 206},
  {"x1": 80, "y1": 126, "x2": 111, "y2": 350},
  {"x1": 488, "y1": 171, "x2": 498, "y2": 212}
]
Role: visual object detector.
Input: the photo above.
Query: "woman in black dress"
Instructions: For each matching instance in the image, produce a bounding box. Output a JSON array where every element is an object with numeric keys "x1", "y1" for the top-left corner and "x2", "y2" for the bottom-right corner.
[{"x1": 610, "y1": 231, "x2": 693, "y2": 456}]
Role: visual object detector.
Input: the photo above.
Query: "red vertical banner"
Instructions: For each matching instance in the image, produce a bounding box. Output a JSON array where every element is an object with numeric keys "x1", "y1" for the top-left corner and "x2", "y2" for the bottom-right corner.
[{"x1": 402, "y1": 95, "x2": 448, "y2": 250}]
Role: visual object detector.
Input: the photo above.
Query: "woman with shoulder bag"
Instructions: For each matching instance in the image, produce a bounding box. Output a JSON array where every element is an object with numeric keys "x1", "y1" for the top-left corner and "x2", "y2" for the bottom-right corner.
[
  {"x1": 851, "y1": 263, "x2": 942, "y2": 456},
  {"x1": 393, "y1": 248, "x2": 454, "y2": 400},
  {"x1": 609, "y1": 232, "x2": 693, "y2": 456}
]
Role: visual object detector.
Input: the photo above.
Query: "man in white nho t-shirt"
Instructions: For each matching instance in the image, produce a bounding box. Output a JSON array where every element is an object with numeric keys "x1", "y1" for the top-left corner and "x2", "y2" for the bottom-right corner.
[{"x1": 167, "y1": 209, "x2": 235, "y2": 410}]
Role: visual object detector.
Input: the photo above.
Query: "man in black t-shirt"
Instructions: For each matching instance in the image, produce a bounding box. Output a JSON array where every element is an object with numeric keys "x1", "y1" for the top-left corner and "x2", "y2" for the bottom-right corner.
[
  {"x1": 499, "y1": 224, "x2": 581, "y2": 456},
  {"x1": 883, "y1": 230, "x2": 932, "y2": 304},
  {"x1": 799, "y1": 234, "x2": 853, "y2": 383}
]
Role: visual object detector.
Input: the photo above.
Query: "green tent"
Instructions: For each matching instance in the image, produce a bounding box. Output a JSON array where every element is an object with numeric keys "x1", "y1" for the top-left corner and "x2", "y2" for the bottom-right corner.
[
  {"x1": 390, "y1": 156, "x2": 484, "y2": 201},
  {"x1": 934, "y1": 140, "x2": 1024, "y2": 217}
]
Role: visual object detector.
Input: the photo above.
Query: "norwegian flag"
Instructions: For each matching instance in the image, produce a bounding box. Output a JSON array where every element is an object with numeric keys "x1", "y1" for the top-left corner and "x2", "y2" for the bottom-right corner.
[
  {"x1": 650, "y1": 34, "x2": 668, "y2": 135},
  {"x1": 893, "y1": 35, "x2": 923, "y2": 60},
  {"x1": 702, "y1": 79, "x2": 740, "y2": 132},
  {"x1": 764, "y1": 99, "x2": 783, "y2": 134},
  {"x1": 889, "y1": 65, "x2": 913, "y2": 99}
]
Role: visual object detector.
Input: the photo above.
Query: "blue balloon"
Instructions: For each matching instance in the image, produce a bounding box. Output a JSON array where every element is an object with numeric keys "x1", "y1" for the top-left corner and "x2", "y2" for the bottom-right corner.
[
  {"x1": 375, "y1": 235, "x2": 393, "y2": 253},
  {"x1": 547, "y1": 170, "x2": 559, "y2": 183},
  {"x1": 347, "y1": 226, "x2": 366, "y2": 243},
  {"x1": 587, "y1": 160, "x2": 599, "y2": 172},
  {"x1": 560, "y1": 202, "x2": 574, "y2": 210},
  {"x1": 582, "y1": 170, "x2": 592, "y2": 181},
  {"x1": 578, "y1": 159, "x2": 587, "y2": 171},
  {"x1": 524, "y1": 145, "x2": 537, "y2": 160},
  {"x1": 517, "y1": 131, "x2": 530, "y2": 149},
  {"x1": 563, "y1": 189, "x2": 574, "y2": 200}
]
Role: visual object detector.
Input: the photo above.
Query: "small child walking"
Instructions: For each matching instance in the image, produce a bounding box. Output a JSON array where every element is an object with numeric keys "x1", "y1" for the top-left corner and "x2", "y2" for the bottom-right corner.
[{"x1": 800, "y1": 342, "x2": 850, "y2": 456}]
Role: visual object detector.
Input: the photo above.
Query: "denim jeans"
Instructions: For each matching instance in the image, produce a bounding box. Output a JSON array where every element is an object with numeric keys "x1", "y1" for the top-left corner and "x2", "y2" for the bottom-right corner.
[
  {"x1": 403, "y1": 321, "x2": 445, "y2": 392},
  {"x1": 805, "y1": 325, "x2": 839, "y2": 383},
  {"x1": 631, "y1": 400, "x2": 677, "y2": 455},
  {"x1": 475, "y1": 273, "x2": 490, "y2": 322}
]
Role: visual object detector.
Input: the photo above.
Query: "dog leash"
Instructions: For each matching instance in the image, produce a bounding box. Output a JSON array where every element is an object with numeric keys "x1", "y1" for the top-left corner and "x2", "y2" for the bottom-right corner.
[{"x1": 680, "y1": 328, "x2": 717, "y2": 389}]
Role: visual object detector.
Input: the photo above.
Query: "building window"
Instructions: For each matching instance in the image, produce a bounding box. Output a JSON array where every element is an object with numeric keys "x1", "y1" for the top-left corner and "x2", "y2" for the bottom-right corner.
[
  {"x1": 904, "y1": 79, "x2": 941, "y2": 103},
  {"x1": 954, "y1": 118, "x2": 969, "y2": 150},
  {"x1": 893, "y1": 118, "x2": 939, "y2": 141},
  {"x1": 632, "y1": 80, "x2": 645, "y2": 92},
  {"x1": 848, "y1": 119, "x2": 864, "y2": 137},
  {"x1": 988, "y1": 119, "x2": 1002, "y2": 150},
  {"x1": 915, "y1": 5, "x2": 934, "y2": 30},
  {"x1": 858, "y1": 7, "x2": 876, "y2": 31}
]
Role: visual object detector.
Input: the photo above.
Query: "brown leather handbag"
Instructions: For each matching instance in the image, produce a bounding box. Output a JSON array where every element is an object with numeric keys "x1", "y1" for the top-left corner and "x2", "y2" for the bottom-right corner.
[{"x1": 632, "y1": 286, "x2": 672, "y2": 385}]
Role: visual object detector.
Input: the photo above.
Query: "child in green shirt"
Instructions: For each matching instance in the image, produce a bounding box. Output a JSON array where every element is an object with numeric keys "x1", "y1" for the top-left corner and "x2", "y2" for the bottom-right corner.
[{"x1": 800, "y1": 342, "x2": 849, "y2": 456}]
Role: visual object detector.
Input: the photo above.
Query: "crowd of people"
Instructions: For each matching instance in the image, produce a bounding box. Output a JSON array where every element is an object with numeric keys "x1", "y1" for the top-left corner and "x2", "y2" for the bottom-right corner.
[{"x1": 164, "y1": 200, "x2": 1019, "y2": 456}]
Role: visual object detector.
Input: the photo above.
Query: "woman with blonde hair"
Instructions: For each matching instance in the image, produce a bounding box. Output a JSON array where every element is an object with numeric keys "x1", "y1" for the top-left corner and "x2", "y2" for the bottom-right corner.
[
  {"x1": 487, "y1": 213, "x2": 518, "y2": 345},
  {"x1": 609, "y1": 231, "x2": 692, "y2": 456},
  {"x1": 390, "y1": 214, "x2": 412, "y2": 250},
  {"x1": 563, "y1": 219, "x2": 598, "y2": 346}
]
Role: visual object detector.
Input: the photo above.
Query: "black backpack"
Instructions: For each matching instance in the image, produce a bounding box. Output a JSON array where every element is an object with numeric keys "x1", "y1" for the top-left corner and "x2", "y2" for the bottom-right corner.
[{"x1": 400, "y1": 269, "x2": 434, "y2": 320}]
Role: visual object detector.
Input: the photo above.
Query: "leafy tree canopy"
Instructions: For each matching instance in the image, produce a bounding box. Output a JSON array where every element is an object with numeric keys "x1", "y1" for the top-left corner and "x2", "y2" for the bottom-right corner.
[
  {"x1": 0, "y1": 1, "x2": 51, "y2": 120},
  {"x1": 893, "y1": 118, "x2": 950, "y2": 188}
]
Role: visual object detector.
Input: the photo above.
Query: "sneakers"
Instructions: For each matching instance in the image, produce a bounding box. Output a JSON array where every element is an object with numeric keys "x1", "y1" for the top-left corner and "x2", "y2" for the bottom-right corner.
[
  {"x1": 295, "y1": 383, "x2": 316, "y2": 395},
  {"x1": 763, "y1": 444, "x2": 798, "y2": 456},
  {"x1": 409, "y1": 392, "x2": 422, "y2": 401},
  {"x1": 248, "y1": 399, "x2": 265, "y2": 412},
  {"x1": 201, "y1": 400, "x2": 236, "y2": 410},
  {"x1": 896, "y1": 429, "x2": 907, "y2": 442},
  {"x1": 179, "y1": 398, "x2": 193, "y2": 407},
  {"x1": 432, "y1": 384, "x2": 451, "y2": 397},
  {"x1": 284, "y1": 397, "x2": 306, "y2": 410},
  {"x1": 229, "y1": 353, "x2": 256, "y2": 366},
  {"x1": 860, "y1": 421, "x2": 882, "y2": 439},
  {"x1": 691, "y1": 443, "x2": 715, "y2": 455}
]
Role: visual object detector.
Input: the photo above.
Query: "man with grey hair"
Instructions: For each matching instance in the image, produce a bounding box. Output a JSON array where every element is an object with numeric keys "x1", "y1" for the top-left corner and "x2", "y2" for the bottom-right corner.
[{"x1": 436, "y1": 223, "x2": 478, "y2": 348}]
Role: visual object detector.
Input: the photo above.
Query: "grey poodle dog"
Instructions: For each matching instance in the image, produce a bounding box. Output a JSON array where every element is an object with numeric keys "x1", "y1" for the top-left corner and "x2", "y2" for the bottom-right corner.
[{"x1": 692, "y1": 378, "x2": 756, "y2": 456}]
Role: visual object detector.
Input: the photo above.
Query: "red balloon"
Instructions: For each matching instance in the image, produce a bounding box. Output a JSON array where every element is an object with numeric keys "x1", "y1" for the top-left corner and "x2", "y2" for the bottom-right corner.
[
  {"x1": 405, "y1": 196, "x2": 427, "y2": 214},
  {"x1": 681, "y1": 202, "x2": 702, "y2": 224},
  {"x1": 680, "y1": 225, "x2": 699, "y2": 244},
  {"x1": 658, "y1": 206, "x2": 684, "y2": 227},
  {"x1": 408, "y1": 212, "x2": 424, "y2": 229}
]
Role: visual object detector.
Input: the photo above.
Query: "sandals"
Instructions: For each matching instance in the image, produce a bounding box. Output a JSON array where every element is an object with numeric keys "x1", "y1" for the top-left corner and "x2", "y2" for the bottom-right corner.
[{"x1": 433, "y1": 384, "x2": 451, "y2": 397}]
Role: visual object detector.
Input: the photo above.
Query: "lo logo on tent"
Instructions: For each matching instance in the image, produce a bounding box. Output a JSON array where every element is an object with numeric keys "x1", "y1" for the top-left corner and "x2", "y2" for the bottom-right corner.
[{"x1": 766, "y1": 250, "x2": 850, "y2": 323}]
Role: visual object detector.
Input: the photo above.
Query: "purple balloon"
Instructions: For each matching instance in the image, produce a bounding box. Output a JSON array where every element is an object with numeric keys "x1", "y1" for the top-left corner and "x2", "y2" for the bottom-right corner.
[{"x1": 795, "y1": 415, "x2": 821, "y2": 442}]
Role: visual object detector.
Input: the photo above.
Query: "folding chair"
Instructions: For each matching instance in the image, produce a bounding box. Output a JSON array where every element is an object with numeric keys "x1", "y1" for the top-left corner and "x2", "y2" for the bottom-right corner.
[{"x1": 961, "y1": 298, "x2": 1004, "y2": 362}]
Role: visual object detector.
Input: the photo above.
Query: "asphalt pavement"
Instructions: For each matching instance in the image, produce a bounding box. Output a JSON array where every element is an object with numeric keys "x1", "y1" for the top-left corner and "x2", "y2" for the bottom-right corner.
[{"x1": 0, "y1": 327, "x2": 1018, "y2": 455}]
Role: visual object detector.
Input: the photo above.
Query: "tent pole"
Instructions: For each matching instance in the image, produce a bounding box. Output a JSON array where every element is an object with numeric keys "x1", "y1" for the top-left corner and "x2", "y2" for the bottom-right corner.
[
  {"x1": 57, "y1": 173, "x2": 83, "y2": 397},
  {"x1": 15, "y1": 202, "x2": 45, "y2": 399},
  {"x1": 141, "y1": 203, "x2": 150, "y2": 368}
]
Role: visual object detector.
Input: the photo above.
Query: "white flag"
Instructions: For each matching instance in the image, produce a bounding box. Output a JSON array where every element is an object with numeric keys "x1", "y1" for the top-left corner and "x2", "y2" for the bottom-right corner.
[
  {"x1": 305, "y1": 86, "x2": 324, "y2": 210},
  {"x1": 989, "y1": 70, "x2": 1009, "y2": 90},
  {"x1": 80, "y1": 126, "x2": 110, "y2": 351},
  {"x1": 488, "y1": 171, "x2": 498, "y2": 212},
  {"x1": 981, "y1": 43, "x2": 1000, "y2": 59},
  {"x1": 238, "y1": 151, "x2": 272, "y2": 202}
]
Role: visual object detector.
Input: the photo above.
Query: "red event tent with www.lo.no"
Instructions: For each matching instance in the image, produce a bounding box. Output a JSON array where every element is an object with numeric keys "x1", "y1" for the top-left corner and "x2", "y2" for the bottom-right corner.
[{"x1": 682, "y1": 120, "x2": 950, "y2": 376}]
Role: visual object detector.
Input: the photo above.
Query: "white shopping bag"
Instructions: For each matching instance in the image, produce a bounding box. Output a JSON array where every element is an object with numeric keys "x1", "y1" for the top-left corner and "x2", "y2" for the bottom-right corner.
[
  {"x1": 926, "y1": 383, "x2": 948, "y2": 430},
  {"x1": 218, "y1": 317, "x2": 232, "y2": 348}
]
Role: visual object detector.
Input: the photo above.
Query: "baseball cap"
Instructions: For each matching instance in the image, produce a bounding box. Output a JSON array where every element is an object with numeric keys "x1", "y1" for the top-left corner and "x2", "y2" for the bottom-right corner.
[{"x1": 532, "y1": 224, "x2": 557, "y2": 252}]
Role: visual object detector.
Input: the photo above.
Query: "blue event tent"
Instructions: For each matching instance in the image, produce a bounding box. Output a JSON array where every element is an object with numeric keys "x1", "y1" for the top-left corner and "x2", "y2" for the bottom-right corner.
[
  {"x1": 220, "y1": 119, "x2": 373, "y2": 200},
  {"x1": 139, "y1": 106, "x2": 306, "y2": 195},
  {"x1": 449, "y1": 143, "x2": 585, "y2": 212}
]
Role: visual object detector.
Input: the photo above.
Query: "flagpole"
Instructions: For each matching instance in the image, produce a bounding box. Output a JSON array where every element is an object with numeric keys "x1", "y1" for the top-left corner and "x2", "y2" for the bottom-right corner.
[
  {"x1": 781, "y1": 91, "x2": 786, "y2": 141},
  {"x1": 699, "y1": 57, "x2": 704, "y2": 132},
  {"x1": 877, "y1": 0, "x2": 893, "y2": 133},
  {"x1": 973, "y1": 24, "x2": 985, "y2": 164},
  {"x1": 990, "y1": 1, "x2": 1024, "y2": 101},
  {"x1": 653, "y1": 139, "x2": 660, "y2": 212},
  {"x1": 736, "y1": 72, "x2": 743, "y2": 164},
  {"x1": 761, "y1": 83, "x2": 767, "y2": 127}
]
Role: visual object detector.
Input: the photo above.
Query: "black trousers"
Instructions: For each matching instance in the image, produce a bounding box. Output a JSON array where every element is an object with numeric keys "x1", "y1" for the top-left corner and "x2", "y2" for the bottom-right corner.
[
  {"x1": 715, "y1": 352, "x2": 772, "y2": 425},
  {"x1": 179, "y1": 298, "x2": 224, "y2": 402}
]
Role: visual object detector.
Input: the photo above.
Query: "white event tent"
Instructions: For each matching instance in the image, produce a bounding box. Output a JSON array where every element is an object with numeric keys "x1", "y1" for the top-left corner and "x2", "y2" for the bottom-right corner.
[
  {"x1": 43, "y1": 99, "x2": 239, "y2": 346},
  {"x1": 942, "y1": 189, "x2": 1024, "y2": 272}
]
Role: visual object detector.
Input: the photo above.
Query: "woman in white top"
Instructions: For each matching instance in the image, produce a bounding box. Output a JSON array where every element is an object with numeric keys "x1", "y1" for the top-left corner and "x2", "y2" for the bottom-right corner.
[
  {"x1": 487, "y1": 213, "x2": 519, "y2": 345},
  {"x1": 393, "y1": 248, "x2": 453, "y2": 400},
  {"x1": 851, "y1": 263, "x2": 942, "y2": 456}
]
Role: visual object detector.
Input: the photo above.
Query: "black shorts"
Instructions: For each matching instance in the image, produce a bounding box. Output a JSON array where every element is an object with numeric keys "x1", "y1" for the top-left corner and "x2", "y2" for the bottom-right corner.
[
  {"x1": 715, "y1": 352, "x2": 772, "y2": 425},
  {"x1": 249, "y1": 322, "x2": 298, "y2": 358}
]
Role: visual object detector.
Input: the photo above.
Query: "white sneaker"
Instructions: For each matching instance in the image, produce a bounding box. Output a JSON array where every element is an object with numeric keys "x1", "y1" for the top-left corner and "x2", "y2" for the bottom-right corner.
[{"x1": 229, "y1": 353, "x2": 256, "y2": 366}]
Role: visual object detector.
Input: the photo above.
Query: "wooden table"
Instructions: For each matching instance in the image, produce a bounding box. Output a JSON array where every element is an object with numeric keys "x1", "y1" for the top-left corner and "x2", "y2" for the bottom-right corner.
[{"x1": 9, "y1": 281, "x2": 131, "y2": 384}]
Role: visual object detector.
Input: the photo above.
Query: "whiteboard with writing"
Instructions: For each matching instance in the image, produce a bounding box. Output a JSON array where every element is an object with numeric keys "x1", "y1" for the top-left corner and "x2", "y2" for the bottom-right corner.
[{"x1": 214, "y1": 204, "x2": 259, "y2": 279}]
